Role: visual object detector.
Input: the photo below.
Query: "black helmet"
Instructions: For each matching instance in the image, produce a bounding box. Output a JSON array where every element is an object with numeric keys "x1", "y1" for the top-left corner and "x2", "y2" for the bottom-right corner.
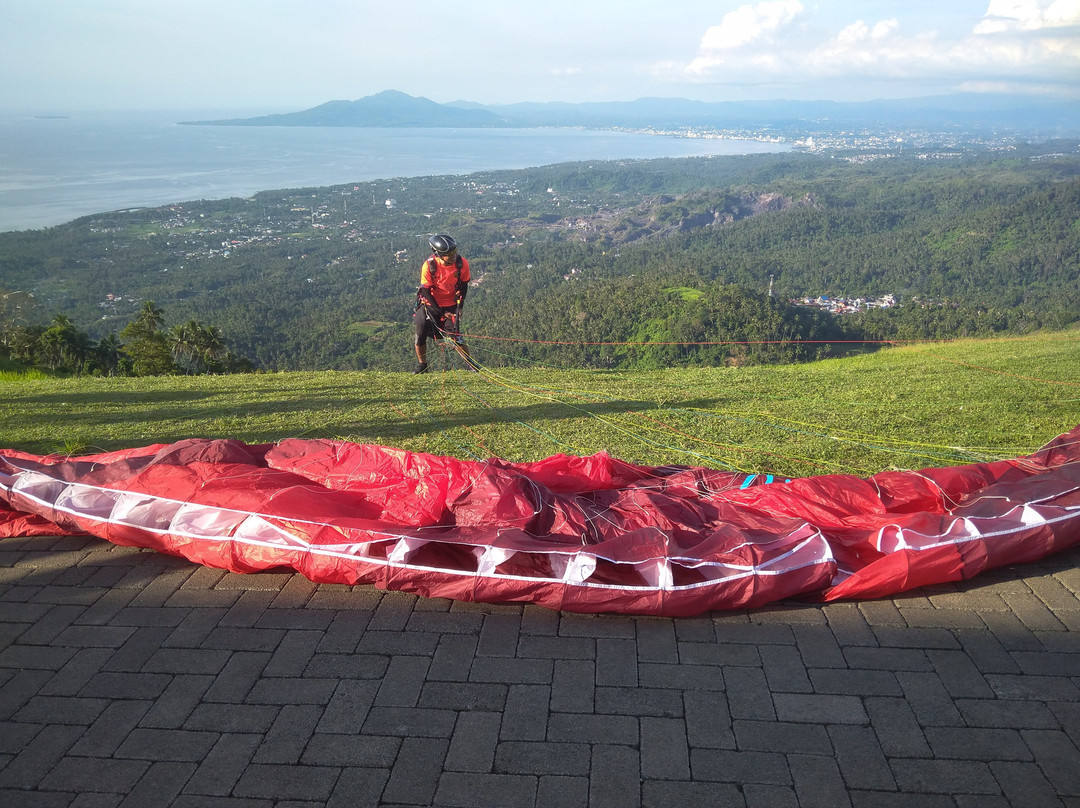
[{"x1": 428, "y1": 234, "x2": 457, "y2": 255}]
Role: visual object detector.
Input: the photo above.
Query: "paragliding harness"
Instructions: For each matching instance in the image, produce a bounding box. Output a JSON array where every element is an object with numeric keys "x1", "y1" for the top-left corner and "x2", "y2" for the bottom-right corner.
[
  {"x1": 415, "y1": 255, "x2": 478, "y2": 370},
  {"x1": 415, "y1": 254, "x2": 465, "y2": 342}
]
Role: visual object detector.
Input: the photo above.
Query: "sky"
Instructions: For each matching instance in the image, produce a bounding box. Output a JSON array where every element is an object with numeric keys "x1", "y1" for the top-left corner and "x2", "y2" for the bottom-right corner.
[{"x1": 2, "y1": 0, "x2": 1078, "y2": 113}]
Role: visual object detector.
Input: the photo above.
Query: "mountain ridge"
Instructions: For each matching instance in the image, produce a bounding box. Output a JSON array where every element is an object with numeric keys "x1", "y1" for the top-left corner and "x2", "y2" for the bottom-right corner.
[{"x1": 181, "y1": 89, "x2": 1080, "y2": 136}]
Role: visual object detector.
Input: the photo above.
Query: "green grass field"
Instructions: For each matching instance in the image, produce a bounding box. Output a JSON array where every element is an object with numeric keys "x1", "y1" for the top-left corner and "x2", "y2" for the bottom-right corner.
[{"x1": 2, "y1": 332, "x2": 1078, "y2": 477}]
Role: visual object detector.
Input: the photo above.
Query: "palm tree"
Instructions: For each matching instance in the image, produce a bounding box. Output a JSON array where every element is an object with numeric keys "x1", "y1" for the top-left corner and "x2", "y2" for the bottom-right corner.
[{"x1": 95, "y1": 333, "x2": 124, "y2": 376}]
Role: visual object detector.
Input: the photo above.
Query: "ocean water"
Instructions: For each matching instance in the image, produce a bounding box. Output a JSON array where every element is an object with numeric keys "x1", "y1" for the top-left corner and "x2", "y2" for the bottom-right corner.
[{"x1": 0, "y1": 111, "x2": 788, "y2": 233}]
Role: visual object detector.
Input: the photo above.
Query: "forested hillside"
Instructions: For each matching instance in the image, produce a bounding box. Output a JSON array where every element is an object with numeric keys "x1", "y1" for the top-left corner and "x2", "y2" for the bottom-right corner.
[{"x1": 2, "y1": 143, "x2": 1078, "y2": 372}]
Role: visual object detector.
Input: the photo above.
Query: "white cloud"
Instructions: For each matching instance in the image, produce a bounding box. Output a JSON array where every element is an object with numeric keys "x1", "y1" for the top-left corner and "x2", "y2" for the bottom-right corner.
[
  {"x1": 674, "y1": 0, "x2": 1080, "y2": 97},
  {"x1": 975, "y1": 0, "x2": 1080, "y2": 33},
  {"x1": 688, "y1": 0, "x2": 803, "y2": 73}
]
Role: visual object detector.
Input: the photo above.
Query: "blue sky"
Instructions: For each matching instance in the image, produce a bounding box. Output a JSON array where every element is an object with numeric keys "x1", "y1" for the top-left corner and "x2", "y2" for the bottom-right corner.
[{"x1": 2, "y1": 0, "x2": 1078, "y2": 112}]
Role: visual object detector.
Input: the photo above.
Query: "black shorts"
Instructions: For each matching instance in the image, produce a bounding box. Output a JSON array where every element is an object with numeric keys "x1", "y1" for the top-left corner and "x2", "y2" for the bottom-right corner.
[{"x1": 414, "y1": 306, "x2": 454, "y2": 344}]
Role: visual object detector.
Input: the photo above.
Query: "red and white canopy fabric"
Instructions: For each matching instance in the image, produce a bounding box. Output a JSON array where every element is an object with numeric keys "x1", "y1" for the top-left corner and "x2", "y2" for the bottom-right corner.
[{"x1": 2, "y1": 426, "x2": 1080, "y2": 616}]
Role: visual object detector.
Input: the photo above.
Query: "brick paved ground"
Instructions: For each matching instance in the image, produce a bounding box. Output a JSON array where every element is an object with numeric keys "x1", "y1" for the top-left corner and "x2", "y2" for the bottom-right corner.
[{"x1": 2, "y1": 533, "x2": 1080, "y2": 807}]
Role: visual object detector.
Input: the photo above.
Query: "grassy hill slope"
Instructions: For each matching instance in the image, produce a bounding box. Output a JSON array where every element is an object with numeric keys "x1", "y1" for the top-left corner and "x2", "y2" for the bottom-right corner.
[{"x1": 3, "y1": 331, "x2": 1077, "y2": 477}]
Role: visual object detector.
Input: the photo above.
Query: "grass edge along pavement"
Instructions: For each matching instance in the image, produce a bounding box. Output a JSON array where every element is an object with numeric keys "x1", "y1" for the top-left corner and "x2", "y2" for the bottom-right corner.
[{"x1": 0, "y1": 330, "x2": 1078, "y2": 478}]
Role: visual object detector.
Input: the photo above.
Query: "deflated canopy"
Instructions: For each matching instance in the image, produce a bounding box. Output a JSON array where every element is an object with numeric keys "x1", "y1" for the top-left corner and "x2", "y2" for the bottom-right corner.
[{"x1": 2, "y1": 426, "x2": 1080, "y2": 616}]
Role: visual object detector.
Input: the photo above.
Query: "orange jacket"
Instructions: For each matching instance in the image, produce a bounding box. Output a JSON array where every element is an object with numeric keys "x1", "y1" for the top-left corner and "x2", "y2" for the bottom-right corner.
[{"x1": 419, "y1": 254, "x2": 470, "y2": 308}]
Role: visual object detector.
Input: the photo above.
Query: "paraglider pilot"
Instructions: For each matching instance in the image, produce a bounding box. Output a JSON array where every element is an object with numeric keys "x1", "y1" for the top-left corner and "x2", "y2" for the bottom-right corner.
[{"x1": 413, "y1": 233, "x2": 477, "y2": 373}]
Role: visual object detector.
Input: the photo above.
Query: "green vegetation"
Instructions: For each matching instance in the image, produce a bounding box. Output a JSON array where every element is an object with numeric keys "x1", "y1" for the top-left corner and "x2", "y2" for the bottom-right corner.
[
  {"x1": 1, "y1": 145, "x2": 1078, "y2": 372},
  {"x1": 2, "y1": 331, "x2": 1077, "y2": 478}
]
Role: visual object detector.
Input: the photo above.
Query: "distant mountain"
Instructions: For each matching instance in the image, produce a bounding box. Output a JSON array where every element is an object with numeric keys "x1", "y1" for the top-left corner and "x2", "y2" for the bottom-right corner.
[
  {"x1": 182, "y1": 89, "x2": 1080, "y2": 137},
  {"x1": 182, "y1": 90, "x2": 508, "y2": 128}
]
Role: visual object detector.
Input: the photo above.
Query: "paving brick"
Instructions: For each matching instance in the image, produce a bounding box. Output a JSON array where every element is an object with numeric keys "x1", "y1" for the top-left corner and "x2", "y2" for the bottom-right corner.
[
  {"x1": 829, "y1": 724, "x2": 895, "y2": 791},
  {"x1": 183, "y1": 703, "x2": 278, "y2": 734},
  {"x1": 496, "y1": 740, "x2": 591, "y2": 776},
  {"x1": 233, "y1": 763, "x2": 340, "y2": 802},
  {"x1": 810, "y1": 667, "x2": 904, "y2": 697},
  {"x1": 640, "y1": 717, "x2": 689, "y2": 780},
  {"x1": 15, "y1": 695, "x2": 110, "y2": 725},
  {"x1": 39, "y1": 647, "x2": 113, "y2": 696},
  {"x1": 684, "y1": 690, "x2": 735, "y2": 749},
  {"x1": 162, "y1": 607, "x2": 230, "y2": 649},
  {"x1": 435, "y1": 771, "x2": 539, "y2": 808},
  {"x1": 990, "y1": 760, "x2": 1066, "y2": 808},
  {"x1": 201, "y1": 651, "x2": 270, "y2": 703},
  {"x1": 954, "y1": 630, "x2": 1021, "y2": 675},
  {"x1": 356, "y1": 629, "x2": 440, "y2": 656},
  {"x1": 590, "y1": 744, "x2": 640, "y2": 808},
  {"x1": 102, "y1": 626, "x2": 173, "y2": 672},
  {"x1": 677, "y1": 639, "x2": 759, "y2": 666},
  {"x1": 642, "y1": 781, "x2": 744, "y2": 807},
  {"x1": 315, "y1": 610, "x2": 370, "y2": 654},
  {"x1": 363, "y1": 705, "x2": 458, "y2": 738},
  {"x1": 979, "y1": 608, "x2": 1043, "y2": 652},
  {"x1": 759, "y1": 644, "x2": 812, "y2": 693},
  {"x1": 67, "y1": 700, "x2": 151, "y2": 757},
  {"x1": 138, "y1": 673, "x2": 214, "y2": 729},
  {"x1": 201, "y1": 626, "x2": 284, "y2": 653},
  {"x1": 39, "y1": 756, "x2": 150, "y2": 795},
  {"x1": 302, "y1": 652, "x2": 388, "y2": 680},
  {"x1": 940, "y1": 725, "x2": 1037, "y2": 768},
  {"x1": 774, "y1": 692, "x2": 869, "y2": 725},
  {"x1": 872, "y1": 626, "x2": 960, "y2": 650},
  {"x1": 499, "y1": 684, "x2": 549, "y2": 742},
  {"x1": 596, "y1": 686, "x2": 683, "y2": 718},
  {"x1": 326, "y1": 767, "x2": 389, "y2": 808},
  {"x1": 1009, "y1": 650, "x2": 1080, "y2": 677},
  {"x1": 889, "y1": 758, "x2": 999, "y2": 794},
  {"x1": 956, "y1": 697, "x2": 1059, "y2": 729},
  {"x1": 420, "y1": 681, "x2": 507, "y2": 712},
  {"x1": 253, "y1": 704, "x2": 322, "y2": 764},
  {"x1": 262, "y1": 629, "x2": 321, "y2": 678},
  {"x1": 711, "y1": 619, "x2": 794, "y2": 646},
  {"x1": 0, "y1": 724, "x2": 84, "y2": 790},
  {"x1": 550, "y1": 659, "x2": 594, "y2": 713},
  {"x1": 987, "y1": 673, "x2": 1080, "y2": 701},
  {"x1": 635, "y1": 619, "x2": 678, "y2": 663},
  {"x1": 864, "y1": 697, "x2": 932, "y2": 758},
  {"x1": 118, "y1": 760, "x2": 196, "y2": 808},
  {"x1": 689, "y1": 748, "x2": 790, "y2": 784},
  {"x1": 559, "y1": 613, "x2": 636, "y2": 639},
  {"x1": 793, "y1": 624, "x2": 847, "y2": 669},
  {"x1": 1022, "y1": 729, "x2": 1080, "y2": 796},
  {"x1": 115, "y1": 727, "x2": 219, "y2": 762},
  {"x1": 316, "y1": 679, "x2": 379, "y2": 733},
  {"x1": 245, "y1": 675, "x2": 337, "y2": 705},
  {"x1": 428, "y1": 633, "x2": 478, "y2": 682},
  {"x1": 536, "y1": 774, "x2": 590, "y2": 808},
  {"x1": 182, "y1": 732, "x2": 261, "y2": 797},
  {"x1": 548, "y1": 713, "x2": 638, "y2": 746},
  {"x1": 406, "y1": 610, "x2": 483, "y2": 635},
  {"x1": 444, "y1": 711, "x2": 501, "y2": 772},
  {"x1": 789, "y1": 753, "x2": 853, "y2": 808},
  {"x1": 301, "y1": 732, "x2": 400, "y2": 768},
  {"x1": 382, "y1": 736, "x2": 448, "y2": 805},
  {"x1": 638, "y1": 662, "x2": 724, "y2": 691},
  {"x1": 722, "y1": 665, "x2": 776, "y2": 721},
  {"x1": 895, "y1": 671, "x2": 964, "y2": 727},
  {"x1": 1003, "y1": 591, "x2": 1069, "y2": 632},
  {"x1": 518, "y1": 634, "x2": 595, "y2": 660},
  {"x1": 470, "y1": 656, "x2": 553, "y2": 685},
  {"x1": 742, "y1": 783, "x2": 799, "y2": 808},
  {"x1": 373, "y1": 654, "x2": 430, "y2": 707},
  {"x1": 476, "y1": 613, "x2": 522, "y2": 658},
  {"x1": 595, "y1": 637, "x2": 638, "y2": 688},
  {"x1": 17, "y1": 604, "x2": 86, "y2": 645},
  {"x1": 733, "y1": 719, "x2": 830, "y2": 754},
  {"x1": 927, "y1": 648, "x2": 995, "y2": 698}
]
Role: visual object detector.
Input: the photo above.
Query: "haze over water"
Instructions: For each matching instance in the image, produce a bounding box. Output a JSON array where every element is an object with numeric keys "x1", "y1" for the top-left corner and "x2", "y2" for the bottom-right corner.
[{"x1": 0, "y1": 111, "x2": 789, "y2": 233}]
